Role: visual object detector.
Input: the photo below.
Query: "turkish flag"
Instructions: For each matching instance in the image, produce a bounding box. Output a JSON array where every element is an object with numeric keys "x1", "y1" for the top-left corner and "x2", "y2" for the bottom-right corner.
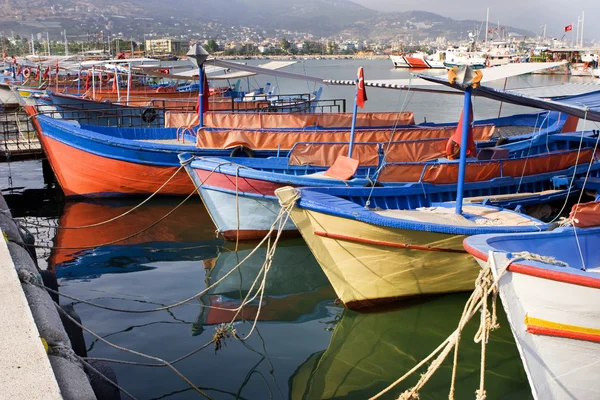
[
  {"x1": 42, "y1": 67, "x2": 50, "y2": 79},
  {"x1": 356, "y1": 66, "x2": 367, "y2": 109},
  {"x1": 565, "y1": 24, "x2": 573, "y2": 32},
  {"x1": 446, "y1": 103, "x2": 475, "y2": 159}
]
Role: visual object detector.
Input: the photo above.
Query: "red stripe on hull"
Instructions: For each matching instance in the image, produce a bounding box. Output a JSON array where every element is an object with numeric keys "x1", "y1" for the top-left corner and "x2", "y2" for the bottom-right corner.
[
  {"x1": 463, "y1": 241, "x2": 600, "y2": 289},
  {"x1": 195, "y1": 169, "x2": 286, "y2": 196},
  {"x1": 405, "y1": 57, "x2": 429, "y2": 68},
  {"x1": 39, "y1": 134, "x2": 193, "y2": 197},
  {"x1": 527, "y1": 325, "x2": 600, "y2": 343},
  {"x1": 314, "y1": 231, "x2": 466, "y2": 253}
]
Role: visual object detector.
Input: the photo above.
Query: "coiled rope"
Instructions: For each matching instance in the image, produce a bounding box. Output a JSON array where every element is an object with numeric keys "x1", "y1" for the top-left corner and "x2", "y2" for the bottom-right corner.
[{"x1": 370, "y1": 251, "x2": 568, "y2": 400}]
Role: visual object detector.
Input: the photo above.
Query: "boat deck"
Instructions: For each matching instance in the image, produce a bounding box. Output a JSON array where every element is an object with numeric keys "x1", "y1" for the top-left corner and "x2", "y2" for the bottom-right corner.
[
  {"x1": 375, "y1": 205, "x2": 542, "y2": 227},
  {"x1": 463, "y1": 189, "x2": 563, "y2": 203},
  {"x1": 137, "y1": 139, "x2": 196, "y2": 146},
  {"x1": 494, "y1": 125, "x2": 543, "y2": 137}
]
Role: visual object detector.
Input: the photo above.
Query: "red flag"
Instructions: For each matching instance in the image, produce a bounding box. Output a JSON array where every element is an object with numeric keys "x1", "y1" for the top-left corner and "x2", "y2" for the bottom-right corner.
[
  {"x1": 488, "y1": 29, "x2": 493, "y2": 33},
  {"x1": 85, "y1": 73, "x2": 90, "y2": 90},
  {"x1": 565, "y1": 24, "x2": 573, "y2": 32},
  {"x1": 34, "y1": 67, "x2": 40, "y2": 80},
  {"x1": 112, "y1": 71, "x2": 117, "y2": 92},
  {"x1": 55, "y1": 60, "x2": 59, "y2": 74},
  {"x1": 43, "y1": 66, "x2": 50, "y2": 79},
  {"x1": 356, "y1": 66, "x2": 367, "y2": 109},
  {"x1": 446, "y1": 103, "x2": 475, "y2": 159},
  {"x1": 195, "y1": 73, "x2": 210, "y2": 114},
  {"x1": 16, "y1": 65, "x2": 22, "y2": 76},
  {"x1": 11, "y1": 56, "x2": 16, "y2": 65}
]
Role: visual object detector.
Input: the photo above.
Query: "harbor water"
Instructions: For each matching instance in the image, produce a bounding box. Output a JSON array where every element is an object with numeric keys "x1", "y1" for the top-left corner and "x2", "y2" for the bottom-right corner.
[{"x1": 2, "y1": 59, "x2": 582, "y2": 399}]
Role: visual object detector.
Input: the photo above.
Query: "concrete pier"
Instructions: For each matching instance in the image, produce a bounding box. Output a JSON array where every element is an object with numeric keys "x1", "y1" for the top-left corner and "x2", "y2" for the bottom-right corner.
[
  {"x1": 0, "y1": 233, "x2": 62, "y2": 399},
  {"x1": 1, "y1": 193, "x2": 98, "y2": 399}
]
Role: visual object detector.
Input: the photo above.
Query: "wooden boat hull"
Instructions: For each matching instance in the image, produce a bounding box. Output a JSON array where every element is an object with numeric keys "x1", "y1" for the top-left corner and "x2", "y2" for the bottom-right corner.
[
  {"x1": 31, "y1": 113, "x2": 203, "y2": 197},
  {"x1": 183, "y1": 133, "x2": 599, "y2": 241},
  {"x1": 276, "y1": 188, "x2": 476, "y2": 308},
  {"x1": 198, "y1": 186, "x2": 296, "y2": 240},
  {"x1": 464, "y1": 228, "x2": 600, "y2": 400}
]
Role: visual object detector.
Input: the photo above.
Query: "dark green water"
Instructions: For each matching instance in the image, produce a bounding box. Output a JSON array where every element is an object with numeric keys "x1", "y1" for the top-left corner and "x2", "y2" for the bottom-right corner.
[{"x1": 3, "y1": 183, "x2": 532, "y2": 399}]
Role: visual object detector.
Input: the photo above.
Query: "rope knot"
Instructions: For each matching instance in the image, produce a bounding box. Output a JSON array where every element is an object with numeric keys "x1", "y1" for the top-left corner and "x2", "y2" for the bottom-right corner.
[{"x1": 213, "y1": 323, "x2": 236, "y2": 354}]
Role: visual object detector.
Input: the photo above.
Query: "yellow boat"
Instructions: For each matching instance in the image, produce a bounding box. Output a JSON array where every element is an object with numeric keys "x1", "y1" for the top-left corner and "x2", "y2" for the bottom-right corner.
[{"x1": 275, "y1": 186, "x2": 549, "y2": 309}]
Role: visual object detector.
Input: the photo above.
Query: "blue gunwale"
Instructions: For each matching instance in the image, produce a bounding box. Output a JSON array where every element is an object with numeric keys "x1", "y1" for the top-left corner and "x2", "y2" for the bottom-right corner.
[
  {"x1": 464, "y1": 227, "x2": 600, "y2": 280},
  {"x1": 295, "y1": 188, "x2": 550, "y2": 235}
]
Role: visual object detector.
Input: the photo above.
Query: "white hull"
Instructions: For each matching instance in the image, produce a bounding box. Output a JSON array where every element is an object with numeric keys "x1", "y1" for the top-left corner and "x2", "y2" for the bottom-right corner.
[
  {"x1": 199, "y1": 188, "x2": 296, "y2": 240},
  {"x1": 390, "y1": 55, "x2": 409, "y2": 68},
  {"x1": 477, "y1": 256, "x2": 600, "y2": 400}
]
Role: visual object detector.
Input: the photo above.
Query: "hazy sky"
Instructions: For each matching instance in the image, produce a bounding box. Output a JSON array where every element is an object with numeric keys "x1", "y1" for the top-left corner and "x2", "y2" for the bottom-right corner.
[{"x1": 352, "y1": 0, "x2": 598, "y2": 42}]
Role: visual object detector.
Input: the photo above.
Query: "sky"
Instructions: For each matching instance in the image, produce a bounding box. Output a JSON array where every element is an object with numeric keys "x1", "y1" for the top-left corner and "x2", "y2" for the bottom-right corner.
[{"x1": 351, "y1": 0, "x2": 599, "y2": 42}]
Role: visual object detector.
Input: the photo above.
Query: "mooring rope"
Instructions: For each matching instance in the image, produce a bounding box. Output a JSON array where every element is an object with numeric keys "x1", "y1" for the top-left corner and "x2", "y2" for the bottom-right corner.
[
  {"x1": 79, "y1": 357, "x2": 138, "y2": 400},
  {"x1": 370, "y1": 251, "x2": 568, "y2": 400},
  {"x1": 54, "y1": 304, "x2": 212, "y2": 399},
  {"x1": 19, "y1": 165, "x2": 186, "y2": 230},
  {"x1": 27, "y1": 192, "x2": 300, "y2": 314},
  {"x1": 22, "y1": 191, "x2": 301, "y2": 399},
  {"x1": 25, "y1": 189, "x2": 197, "y2": 250}
]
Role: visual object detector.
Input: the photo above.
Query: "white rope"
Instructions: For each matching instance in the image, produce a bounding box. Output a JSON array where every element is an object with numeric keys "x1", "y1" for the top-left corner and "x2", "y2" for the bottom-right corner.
[{"x1": 370, "y1": 251, "x2": 568, "y2": 400}]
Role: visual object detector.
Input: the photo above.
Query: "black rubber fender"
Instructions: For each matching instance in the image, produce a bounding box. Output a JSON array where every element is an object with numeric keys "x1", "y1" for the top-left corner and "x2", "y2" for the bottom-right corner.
[
  {"x1": 229, "y1": 145, "x2": 255, "y2": 158},
  {"x1": 85, "y1": 360, "x2": 122, "y2": 400},
  {"x1": 59, "y1": 303, "x2": 87, "y2": 358},
  {"x1": 40, "y1": 270, "x2": 59, "y2": 304},
  {"x1": 18, "y1": 225, "x2": 39, "y2": 269}
]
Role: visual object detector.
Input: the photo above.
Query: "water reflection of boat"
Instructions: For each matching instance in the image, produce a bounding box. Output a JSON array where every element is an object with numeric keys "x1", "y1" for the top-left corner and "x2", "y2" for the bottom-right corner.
[
  {"x1": 49, "y1": 198, "x2": 223, "y2": 279},
  {"x1": 194, "y1": 239, "x2": 335, "y2": 331},
  {"x1": 290, "y1": 294, "x2": 530, "y2": 400}
]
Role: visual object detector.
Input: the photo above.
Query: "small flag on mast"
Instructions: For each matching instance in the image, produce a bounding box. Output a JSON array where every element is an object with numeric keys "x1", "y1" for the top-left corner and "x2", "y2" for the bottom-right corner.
[
  {"x1": 565, "y1": 24, "x2": 573, "y2": 32},
  {"x1": 356, "y1": 66, "x2": 367, "y2": 109}
]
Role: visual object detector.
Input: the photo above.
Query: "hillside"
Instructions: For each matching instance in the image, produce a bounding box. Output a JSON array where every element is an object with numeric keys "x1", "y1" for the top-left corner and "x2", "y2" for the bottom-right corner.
[{"x1": 0, "y1": 0, "x2": 535, "y2": 42}]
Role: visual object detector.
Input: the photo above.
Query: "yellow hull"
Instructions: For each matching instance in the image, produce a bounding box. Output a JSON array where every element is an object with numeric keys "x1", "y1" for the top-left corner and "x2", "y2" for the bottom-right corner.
[{"x1": 278, "y1": 189, "x2": 479, "y2": 309}]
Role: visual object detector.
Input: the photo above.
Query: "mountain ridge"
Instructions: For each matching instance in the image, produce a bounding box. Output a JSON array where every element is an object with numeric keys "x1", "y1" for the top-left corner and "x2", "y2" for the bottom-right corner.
[{"x1": 0, "y1": 0, "x2": 536, "y2": 42}]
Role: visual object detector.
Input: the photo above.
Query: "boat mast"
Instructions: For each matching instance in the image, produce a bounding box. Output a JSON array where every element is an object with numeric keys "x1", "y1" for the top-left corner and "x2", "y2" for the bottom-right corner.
[
  {"x1": 485, "y1": 7, "x2": 489, "y2": 43},
  {"x1": 581, "y1": 11, "x2": 584, "y2": 47},
  {"x1": 46, "y1": 32, "x2": 50, "y2": 56},
  {"x1": 64, "y1": 30, "x2": 69, "y2": 57},
  {"x1": 455, "y1": 83, "x2": 472, "y2": 215}
]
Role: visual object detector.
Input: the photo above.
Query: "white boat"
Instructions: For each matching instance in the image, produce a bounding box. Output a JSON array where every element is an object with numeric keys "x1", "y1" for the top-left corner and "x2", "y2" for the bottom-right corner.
[
  {"x1": 390, "y1": 55, "x2": 410, "y2": 68},
  {"x1": 390, "y1": 52, "x2": 445, "y2": 69},
  {"x1": 464, "y1": 225, "x2": 600, "y2": 400},
  {"x1": 482, "y1": 41, "x2": 518, "y2": 67}
]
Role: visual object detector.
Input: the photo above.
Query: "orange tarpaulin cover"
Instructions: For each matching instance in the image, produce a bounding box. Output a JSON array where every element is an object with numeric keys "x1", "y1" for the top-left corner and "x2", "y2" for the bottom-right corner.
[
  {"x1": 165, "y1": 112, "x2": 416, "y2": 129},
  {"x1": 378, "y1": 149, "x2": 594, "y2": 183},
  {"x1": 383, "y1": 139, "x2": 448, "y2": 163},
  {"x1": 570, "y1": 201, "x2": 600, "y2": 228},
  {"x1": 289, "y1": 143, "x2": 379, "y2": 167},
  {"x1": 194, "y1": 125, "x2": 495, "y2": 150},
  {"x1": 324, "y1": 156, "x2": 360, "y2": 180},
  {"x1": 287, "y1": 139, "x2": 448, "y2": 168}
]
